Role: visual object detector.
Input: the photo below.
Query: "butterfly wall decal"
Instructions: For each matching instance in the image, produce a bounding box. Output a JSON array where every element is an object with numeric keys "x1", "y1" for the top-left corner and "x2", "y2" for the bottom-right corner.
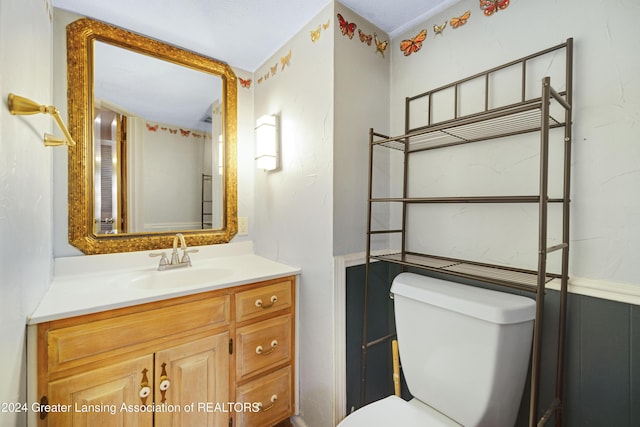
[
  {"x1": 433, "y1": 22, "x2": 447, "y2": 36},
  {"x1": 169, "y1": 129, "x2": 177, "y2": 134},
  {"x1": 179, "y1": 129, "x2": 190, "y2": 137},
  {"x1": 480, "y1": 0, "x2": 510, "y2": 16},
  {"x1": 374, "y1": 34, "x2": 389, "y2": 57},
  {"x1": 239, "y1": 77, "x2": 252, "y2": 88},
  {"x1": 358, "y1": 29, "x2": 372, "y2": 46},
  {"x1": 322, "y1": 19, "x2": 330, "y2": 30},
  {"x1": 337, "y1": 13, "x2": 357, "y2": 39},
  {"x1": 280, "y1": 50, "x2": 291, "y2": 70},
  {"x1": 400, "y1": 29, "x2": 427, "y2": 57},
  {"x1": 450, "y1": 10, "x2": 471, "y2": 28},
  {"x1": 146, "y1": 123, "x2": 158, "y2": 132},
  {"x1": 270, "y1": 64, "x2": 278, "y2": 76},
  {"x1": 310, "y1": 25, "x2": 321, "y2": 43}
]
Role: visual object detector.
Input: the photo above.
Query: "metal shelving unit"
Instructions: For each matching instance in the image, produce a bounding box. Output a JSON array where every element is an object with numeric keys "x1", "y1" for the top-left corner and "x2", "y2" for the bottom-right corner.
[
  {"x1": 201, "y1": 173, "x2": 213, "y2": 228},
  {"x1": 361, "y1": 39, "x2": 573, "y2": 427}
]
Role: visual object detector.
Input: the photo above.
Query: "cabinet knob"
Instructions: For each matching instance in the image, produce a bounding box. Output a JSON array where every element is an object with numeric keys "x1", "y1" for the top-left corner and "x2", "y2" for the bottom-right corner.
[
  {"x1": 255, "y1": 295, "x2": 278, "y2": 309},
  {"x1": 159, "y1": 362, "x2": 170, "y2": 403},
  {"x1": 139, "y1": 386, "x2": 151, "y2": 399},
  {"x1": 255, "y1": 340, "x2": 278, "y2": 355},
  {"x1": 160, "y1": 378, "x2": 171, "y2": 391},
  {"x1": 258, "y1": 394, "x2": 278, "y2": 412},
  {"x1": 139, "y1": 368, "x2": 151, "y2": 404}
]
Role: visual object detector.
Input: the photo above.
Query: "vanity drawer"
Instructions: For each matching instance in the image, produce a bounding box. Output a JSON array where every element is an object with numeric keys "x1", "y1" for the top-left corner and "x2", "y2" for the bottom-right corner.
[
  {"x1": 47, "y1": 295, "x2": 230, "y2": 373},
  {"x1": 235, "y1": 314, "x2": 292, "y2": 381},
  {"x1": 235, "y1": 278, "x2": 293, "y2": 323},
  {"x1": 235, "y1": 366, "x2": 293, "y2": 427}
]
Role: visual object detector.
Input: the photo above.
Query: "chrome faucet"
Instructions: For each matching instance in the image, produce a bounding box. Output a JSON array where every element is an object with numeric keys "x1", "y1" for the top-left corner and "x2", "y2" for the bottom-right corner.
[{"x1": 149, "y1": 233, "x2": 199, "y2": 271}]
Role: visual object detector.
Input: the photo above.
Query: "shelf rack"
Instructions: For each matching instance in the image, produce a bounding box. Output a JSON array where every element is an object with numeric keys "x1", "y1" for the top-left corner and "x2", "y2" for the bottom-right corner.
[
  {"x1": 360, "y1": 39, "x2": 573, "y2": 427},
  {"x1": 201, "y1": 173, "x2": 213, "y2": 228}
]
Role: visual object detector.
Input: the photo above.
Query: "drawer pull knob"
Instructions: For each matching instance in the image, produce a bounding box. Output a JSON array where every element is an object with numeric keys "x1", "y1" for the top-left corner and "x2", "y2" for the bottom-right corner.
[
  {"x1": 256, "y1": 340, "x2": 278, "y2": 355},
  {"x1": 258, "y1": 394, "x2": 278, "y2": 412},
  {"x1": 255, "y1": 295, "x2": 278, "y2": 309}
]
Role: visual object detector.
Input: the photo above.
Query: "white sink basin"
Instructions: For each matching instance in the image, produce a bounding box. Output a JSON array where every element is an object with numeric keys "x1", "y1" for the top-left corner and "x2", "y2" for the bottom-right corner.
[{"x1": 115, "y1": 267, "x2": 233, "y2": 290}]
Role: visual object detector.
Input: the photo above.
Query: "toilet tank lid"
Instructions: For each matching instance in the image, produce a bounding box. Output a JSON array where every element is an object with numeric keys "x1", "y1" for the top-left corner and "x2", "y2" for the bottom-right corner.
[{"x1": 391, "y1": 273, "x2": 536, "y2": 324}]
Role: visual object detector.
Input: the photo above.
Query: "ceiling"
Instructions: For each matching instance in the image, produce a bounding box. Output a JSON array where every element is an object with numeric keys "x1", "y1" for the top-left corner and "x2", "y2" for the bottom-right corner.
[{"x1": 54, "y1": 0, "x2": 461, "y2": 71}]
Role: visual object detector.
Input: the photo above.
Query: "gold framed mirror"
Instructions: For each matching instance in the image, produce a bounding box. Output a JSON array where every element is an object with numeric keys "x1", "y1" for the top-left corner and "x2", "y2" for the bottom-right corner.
[{"x1": 67, "y1": 18, "x2": 237, "y2": 254}]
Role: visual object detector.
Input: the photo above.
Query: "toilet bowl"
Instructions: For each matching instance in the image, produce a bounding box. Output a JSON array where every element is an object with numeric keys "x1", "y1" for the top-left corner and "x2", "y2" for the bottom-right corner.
[
  {"x1": 339, "y1": 395, "x2": 461, "y2": 427},
  {"x1": 339, "y1": 273, "x2": 536, "y2": 427}
]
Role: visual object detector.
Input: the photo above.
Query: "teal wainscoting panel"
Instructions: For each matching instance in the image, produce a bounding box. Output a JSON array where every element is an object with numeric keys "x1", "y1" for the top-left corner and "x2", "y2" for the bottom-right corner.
[
  {"x1": 630, "y1": 304, "x2": 640, "y2": 427},
  {"x1": 344, "y1": 263, "x2": 639, "y2": 426},
  {"x1": 579, "y1": 296, "x2": 630, "y2": 426}
]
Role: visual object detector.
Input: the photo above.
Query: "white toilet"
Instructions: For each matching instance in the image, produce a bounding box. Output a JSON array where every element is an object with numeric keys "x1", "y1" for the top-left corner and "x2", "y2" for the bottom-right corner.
[{"x1": 339, "y1": 272, "x2": 536, "y2": 427}]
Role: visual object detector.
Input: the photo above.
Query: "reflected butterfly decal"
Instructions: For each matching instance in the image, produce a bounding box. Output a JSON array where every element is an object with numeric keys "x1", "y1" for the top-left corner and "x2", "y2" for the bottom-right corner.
[
  {"x1": 480, "y1": 0, "x2": 510, "y2": 16},
  {"x1": 280, "y1": 50, "x2": 291, "y2": 70},
  {"x1": 400, "y1": 29, "x2": 427, "y2": 57},
  {"x1": 450, "y1": 10, "x2": 471, "y2": 28},
  {"x1": 145, "y1": 123, "x2": 158, "y2": 132},
  {"x1": 310, "y1": 25, "x2": 321, "y2": 43},
  {"x1": 337, "y1": 13, "x2": 357, "y2": 39}
]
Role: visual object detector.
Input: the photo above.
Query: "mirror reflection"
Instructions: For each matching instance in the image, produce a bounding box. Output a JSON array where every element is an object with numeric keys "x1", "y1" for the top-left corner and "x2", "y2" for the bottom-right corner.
[
  {"x1": 93, "y1": 41, "x2": 224, "y2": 234},
  {"x1": 67, "y1": 18, "x2": 237, "y2": 254}
]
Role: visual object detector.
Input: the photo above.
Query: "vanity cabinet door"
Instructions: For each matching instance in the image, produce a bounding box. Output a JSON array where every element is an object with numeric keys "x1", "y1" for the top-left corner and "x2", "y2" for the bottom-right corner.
[
  {"x1": 154, "y1": 332, "x2": 230, "y2": 427},
  {"x1": 47, "y1": 354, "x2": 153, "y2": 427}
]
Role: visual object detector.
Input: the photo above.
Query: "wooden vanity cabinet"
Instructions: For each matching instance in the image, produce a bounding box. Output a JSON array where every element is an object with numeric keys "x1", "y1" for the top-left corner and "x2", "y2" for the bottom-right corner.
[
  {"x1": 35, "y1": 275, "x2": 296, "y2": 427},
  {"x1": 234, "y1": 281, "x2": 295, "y2": 427}
]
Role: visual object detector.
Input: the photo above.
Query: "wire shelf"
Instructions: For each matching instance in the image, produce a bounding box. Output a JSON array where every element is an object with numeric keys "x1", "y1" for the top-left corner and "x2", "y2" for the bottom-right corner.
[
  {"x1": 374, "y1": 101, "x2": 565, "y2": 152},
  {"x1": 371, "y1": 252, "x2": 558, "y2": 292}
]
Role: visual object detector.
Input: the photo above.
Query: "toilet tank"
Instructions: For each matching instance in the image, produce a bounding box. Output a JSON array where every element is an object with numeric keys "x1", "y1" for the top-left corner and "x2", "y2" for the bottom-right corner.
[{"x1": 391, "y1": 273, "x2": 536, "y2": 427}]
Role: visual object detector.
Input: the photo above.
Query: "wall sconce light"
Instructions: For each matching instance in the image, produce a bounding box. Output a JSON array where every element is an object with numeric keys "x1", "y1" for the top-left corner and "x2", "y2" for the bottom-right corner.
[
  {"x1": 255, "y1": 114, "x2": 280, "y2": 171},
  {"x1": 7, "y1": 93, "x2": 76, "y2": 147}
]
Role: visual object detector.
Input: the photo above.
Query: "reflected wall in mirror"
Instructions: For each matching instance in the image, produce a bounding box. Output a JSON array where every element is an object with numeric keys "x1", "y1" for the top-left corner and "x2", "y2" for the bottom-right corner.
[{"x1": 67, "y1": 18, "x2": 237, "y2": 254}]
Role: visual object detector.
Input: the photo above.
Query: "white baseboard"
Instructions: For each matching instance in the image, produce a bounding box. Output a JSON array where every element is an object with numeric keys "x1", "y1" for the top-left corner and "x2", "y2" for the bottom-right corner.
[{"x1": 291, "y1": 414, "x2": 310, "y2": 427}]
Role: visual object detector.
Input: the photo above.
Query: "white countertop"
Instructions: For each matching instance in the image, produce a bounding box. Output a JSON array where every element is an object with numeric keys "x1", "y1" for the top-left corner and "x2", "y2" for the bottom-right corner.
[{"x1": 29, "y1": 241, "x2": 300, "y2": 324}]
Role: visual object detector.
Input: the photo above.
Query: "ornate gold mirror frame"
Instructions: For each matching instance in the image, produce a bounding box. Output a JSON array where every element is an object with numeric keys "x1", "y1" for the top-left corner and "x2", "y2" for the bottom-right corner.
[{"x1": 67, "y1": 18, "x2": 237, "y2": 254}]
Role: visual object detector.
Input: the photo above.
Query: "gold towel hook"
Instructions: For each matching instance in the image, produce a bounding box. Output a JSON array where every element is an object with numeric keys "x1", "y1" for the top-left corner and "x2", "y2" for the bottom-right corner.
[{"x1": 7, "y1": 93, "x2": 76, "y2": 147}]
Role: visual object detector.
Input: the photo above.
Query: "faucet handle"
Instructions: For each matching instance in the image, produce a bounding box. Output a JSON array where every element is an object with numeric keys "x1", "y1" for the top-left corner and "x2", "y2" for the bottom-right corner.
[
  {"x1": 149, "y1": 252, "x2": 169, "y2": 269},
  {"x1": 181, "y1": 248, "x2": 199, "y2": 265}
]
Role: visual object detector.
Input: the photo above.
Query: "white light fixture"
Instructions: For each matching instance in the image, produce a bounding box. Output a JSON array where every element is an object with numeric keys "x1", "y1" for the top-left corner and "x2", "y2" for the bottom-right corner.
[{"x1": 255, "y1": 114, "x2": 280, "y2": 171}]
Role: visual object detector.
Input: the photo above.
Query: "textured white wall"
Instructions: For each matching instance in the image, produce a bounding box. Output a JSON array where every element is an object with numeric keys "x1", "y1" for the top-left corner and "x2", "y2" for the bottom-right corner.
[
  {"x1": 0, "y1": 1, "x2": 53, "y2": 426},
  {"x1": 389, "y1": 0, "x2": 640, "y2": 286},
  {"x1": 252, "y1": 4, "x2": 335, "y2": 427},
  {"x1": 333, "y1": 5, "x2": 391, "y2": 256}
]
